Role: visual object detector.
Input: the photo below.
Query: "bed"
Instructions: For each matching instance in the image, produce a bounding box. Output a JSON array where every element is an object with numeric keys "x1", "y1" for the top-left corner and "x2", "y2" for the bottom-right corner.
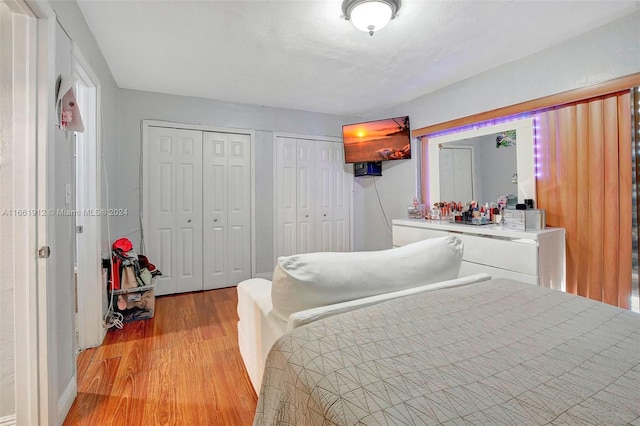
[
  {"x1": 237, "y1": 273, "x2": 490, "y2": 394},
  {"x1": 238, "y1": 236, "x2": 485, "y2": 394},
  {"x1": 254, "y1": 278, "x2": 640, "y2": 425}
]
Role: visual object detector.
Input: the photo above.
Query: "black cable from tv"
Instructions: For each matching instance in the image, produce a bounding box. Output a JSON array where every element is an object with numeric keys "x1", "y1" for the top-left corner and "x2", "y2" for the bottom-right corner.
[{"x1": 373, "y1": 177, "x2": 392, "y2": 234}]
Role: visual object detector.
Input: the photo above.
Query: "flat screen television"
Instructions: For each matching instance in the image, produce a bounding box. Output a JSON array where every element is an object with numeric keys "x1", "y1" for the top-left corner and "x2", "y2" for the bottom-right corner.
[{"x1": 342, "y1": 116, "x2": 411, "y2": 164}]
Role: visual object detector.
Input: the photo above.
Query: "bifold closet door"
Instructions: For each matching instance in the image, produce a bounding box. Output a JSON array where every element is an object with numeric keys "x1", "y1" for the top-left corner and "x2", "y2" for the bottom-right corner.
[
  {"x1": 202, "y1": 132, "x2": 251, "y2": 289},
  {"x1": 275, "y1": 137, "x2": 298, "y2": 257},
  {"x1": 310, "y1": 141, "x2": 350, "y2": 251},
  {"x1": 296, "y1": 139, "x2": 315, "y2": 254},
  {"x1": 147, "y1": 127, "x2": 203, "y2": 296},
  {"x1": 275, "y1": 137, "x2": 317, "y2": 255},
  {"x1": 275, "y1": 136, "x2": 351, "y2": 259},
  {"x1": 316, "y1": 141, "x2": 336, "y2": 252},
  {"x1": 314, "y1": 141, "x2": 351, "y2": 252},
  {"x1": 332, "y1": 144, "x2": 351, "y2": 252}
]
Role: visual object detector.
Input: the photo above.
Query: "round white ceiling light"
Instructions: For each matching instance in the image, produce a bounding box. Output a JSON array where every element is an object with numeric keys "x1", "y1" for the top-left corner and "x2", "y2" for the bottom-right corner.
[{"x1": 342, "y1": 0, "x2": 401, "y2": 36}]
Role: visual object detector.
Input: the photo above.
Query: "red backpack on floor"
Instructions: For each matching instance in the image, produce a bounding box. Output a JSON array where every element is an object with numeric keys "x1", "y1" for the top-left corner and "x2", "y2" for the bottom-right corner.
[{"x1": 110, "y1": 238, "x2": 134, "y2": 291}]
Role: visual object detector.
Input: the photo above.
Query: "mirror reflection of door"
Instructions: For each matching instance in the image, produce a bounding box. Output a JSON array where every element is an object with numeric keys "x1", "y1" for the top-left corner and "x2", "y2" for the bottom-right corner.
[
  {"x1": 428, "y1": 118, "x2": 535, "y2": 207},
  {"x1": 439, "y1": 147, "x2": 473, "y2": 202}
]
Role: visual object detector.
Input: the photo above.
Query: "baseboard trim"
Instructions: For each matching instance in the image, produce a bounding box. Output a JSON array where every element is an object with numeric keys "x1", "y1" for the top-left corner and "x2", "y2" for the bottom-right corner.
[
  {"x1": 57, "y1": 375, "x2": 77, "y2": 425},
  {"x1": 0, "y1": 414, "x2": 16, "y2": 426},
  {"x1": 254, "y1": 272, "x2": 273, "y2": 281}
]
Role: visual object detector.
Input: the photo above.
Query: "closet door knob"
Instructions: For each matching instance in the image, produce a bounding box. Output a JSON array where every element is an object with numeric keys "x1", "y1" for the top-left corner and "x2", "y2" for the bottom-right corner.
[
  {"x1": 305, "y1": 214, "x2": 309, "y2": 218},
  {"x1": 323, "y1": 214, "x2": 327, "y2": 217},
  {"x1": 187, "y1": 219, "x2": 191, "y2": 223},
  {"x1": 214, "y1": 219, "x2": 218, "y2": 222}
]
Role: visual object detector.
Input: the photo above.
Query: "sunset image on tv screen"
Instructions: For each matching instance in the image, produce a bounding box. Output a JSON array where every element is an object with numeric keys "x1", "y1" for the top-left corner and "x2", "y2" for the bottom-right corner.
[{"x1": 342, "y1": 116, "x2": 411, "y2": 163}]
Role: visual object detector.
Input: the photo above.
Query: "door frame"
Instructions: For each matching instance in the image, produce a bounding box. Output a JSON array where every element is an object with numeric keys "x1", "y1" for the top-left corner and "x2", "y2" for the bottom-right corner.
[
  {"x1": 9, "y1": 0, "x2": 55, "y2": 424},
  {"x1": 6, "y1": 3, "x2": 40, "y2": 424},
  {"x1": 141, "y1": 120, "x2": 256, "y2": 279},
  {"x1": 271, "y1": 132, "x2": 355, "y2": 270},
  {"x1": 73, "y1": 46, "x2": 105, "y2": 350}
]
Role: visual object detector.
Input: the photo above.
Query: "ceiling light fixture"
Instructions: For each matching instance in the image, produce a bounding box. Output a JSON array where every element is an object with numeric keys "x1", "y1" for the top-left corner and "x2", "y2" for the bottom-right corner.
[{"x1": 342, "y1": 0, "x2": 401, "y2": 36}]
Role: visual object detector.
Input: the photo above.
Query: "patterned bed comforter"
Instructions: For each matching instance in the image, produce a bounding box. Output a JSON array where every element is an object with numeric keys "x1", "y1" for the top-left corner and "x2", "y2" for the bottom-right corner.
[{"x1": 254, "y1": 279, "x2": 640, "y2": 425}]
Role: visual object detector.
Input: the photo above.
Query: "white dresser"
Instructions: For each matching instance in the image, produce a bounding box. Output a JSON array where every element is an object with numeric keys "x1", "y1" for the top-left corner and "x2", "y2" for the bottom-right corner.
[{"x1": 392, "y1": 219, "x2": 566, "y2": 291}]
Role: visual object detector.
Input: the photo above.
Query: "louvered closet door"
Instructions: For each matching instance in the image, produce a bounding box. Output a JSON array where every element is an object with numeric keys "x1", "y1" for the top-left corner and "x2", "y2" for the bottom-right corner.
[
  {"x1": 202, "y1": 132, "x2": 251, "y2": 289},
  {"x1": 147, "y1": 127, "x2": 203, "y2": 295}
]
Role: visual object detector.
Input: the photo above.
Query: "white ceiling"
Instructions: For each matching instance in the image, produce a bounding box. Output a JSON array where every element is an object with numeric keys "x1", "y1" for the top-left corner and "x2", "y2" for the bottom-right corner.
[{"x1": 77, "y1": 0, "x2": 639, "y2": 117}]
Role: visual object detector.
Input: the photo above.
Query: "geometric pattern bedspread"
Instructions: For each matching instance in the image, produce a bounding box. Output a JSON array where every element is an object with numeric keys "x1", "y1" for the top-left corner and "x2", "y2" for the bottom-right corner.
[{"x1": 254, "y1": 279, "x2": 640, "y2": 425}]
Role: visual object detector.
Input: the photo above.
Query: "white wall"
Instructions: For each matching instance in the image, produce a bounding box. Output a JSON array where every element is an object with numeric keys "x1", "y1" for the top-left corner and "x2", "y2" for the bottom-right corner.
[
  {"x1": 116, "y1": 89, "x2": 359, "y2": 275},
  {"x1": 357, "y1": 10, "x2": 640, "y2": 250},
  {"x1": 46, "y1": 1, "x2": 119, "y2": 423}
]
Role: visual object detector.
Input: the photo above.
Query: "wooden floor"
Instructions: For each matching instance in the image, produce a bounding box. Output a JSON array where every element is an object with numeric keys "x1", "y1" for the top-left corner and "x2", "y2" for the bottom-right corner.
[{"x1": 63, "y1": 287, "x2": 258, "y2": 426}]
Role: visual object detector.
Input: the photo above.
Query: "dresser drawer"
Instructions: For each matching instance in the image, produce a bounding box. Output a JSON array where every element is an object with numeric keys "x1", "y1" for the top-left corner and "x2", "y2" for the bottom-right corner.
[
  {"x1": 392, "y1": 225, "x2": 449, "y2": 247},
  {"x1": 459, "y1": 261, "x2": 538, "y2": 285},
  {"x1": 454, "y1": 233, "x2": 538, "y2": 275}
]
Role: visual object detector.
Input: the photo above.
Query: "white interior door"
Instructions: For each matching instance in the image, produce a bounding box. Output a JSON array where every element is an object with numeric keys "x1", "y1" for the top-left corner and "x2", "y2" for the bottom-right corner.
[
  {"x1": 439, "y1": 148, "x2": 455, "y2": 201},
  {"x1": 4, "y1": 1, "x2": 56, "y2": 422},
  {"x1": 275, "y1": 137, "x2": 298, "y2": 257},
  {"x1": 332, "y1": 144, "x2": 351, "y2": 252},
  {"x1": 147, "y1": 127, "x2": 203, "y2": 295},
  {"x1": 202, "y1": 132, "x2": 227, "y2": 289},
  {"x1": 202, "y1": 132, "x2": 251, "y2": 289},
  {"x1": 226, "y1": 133, "x2": 251, "y2": 286},
  {"x1": 453, "y1": 148, "x2": 474, "y2": 201},
  {"x1": 316, "y1": 141, "x2": 334, "y2": 252},
  {"x1": 1, "y1": 3, "x2": 43, "y2": 422},
  {"x1": 296, "y1": 139, "x2": 315, "y2": 254},
  {"x1": 274, "y1": 135, "x2": 352, "y2": 261},
  {"x1": 440, "y1": 147, "x2": 473, "y2": 202}
]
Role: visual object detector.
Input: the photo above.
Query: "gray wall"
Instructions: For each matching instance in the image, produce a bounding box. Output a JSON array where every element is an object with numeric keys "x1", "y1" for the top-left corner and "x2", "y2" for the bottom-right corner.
[
  {"x1": 475, "y1": 135, "x2": 518, "y2": 205},
  {"x1": 352, "y1": 159, "x2": 414, "y2": 250},
  {"x1": 50, "y1": 1, "x2": 119, "y2": 254},
  {"x1": 357, "y1": 10, "x2": 640, "y2": 250},
  {"x1": 51, "y1": 21, "x2": 75, "y2": 417},
  {"x1": 448, "y1": 135, "x2": 518, "y2": 205},
  {"x1": 116, "y1": 89, "x2": 359, "y2": 275},
  {"x1": 48, "y1": 1, "x2": 119, "y2": 423}
]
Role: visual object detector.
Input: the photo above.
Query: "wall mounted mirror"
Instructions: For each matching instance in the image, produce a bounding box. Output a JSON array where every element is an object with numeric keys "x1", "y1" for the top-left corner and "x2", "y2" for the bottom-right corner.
[{"x1": 428, "y1": 118, "x2": 535, "y2": 206}]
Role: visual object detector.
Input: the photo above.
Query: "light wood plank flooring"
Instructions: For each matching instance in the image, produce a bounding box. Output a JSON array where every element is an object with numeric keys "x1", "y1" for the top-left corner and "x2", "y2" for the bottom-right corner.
[{"x1": 63, "y1": 287, "x2": 258, "y2": 425}]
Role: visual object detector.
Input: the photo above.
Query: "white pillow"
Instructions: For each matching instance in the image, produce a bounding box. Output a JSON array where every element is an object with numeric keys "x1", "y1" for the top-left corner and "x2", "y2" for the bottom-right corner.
[{"x1": 270, "y1": 235, "x2": 463, "y2": 321}]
